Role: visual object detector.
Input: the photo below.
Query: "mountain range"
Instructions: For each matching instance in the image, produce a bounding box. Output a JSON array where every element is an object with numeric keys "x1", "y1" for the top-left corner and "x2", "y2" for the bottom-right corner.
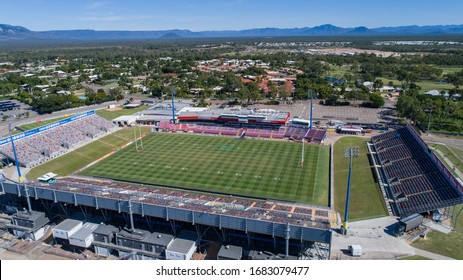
[{"x1": 2, "y1": 23, "x2": 463, "y2": 41}]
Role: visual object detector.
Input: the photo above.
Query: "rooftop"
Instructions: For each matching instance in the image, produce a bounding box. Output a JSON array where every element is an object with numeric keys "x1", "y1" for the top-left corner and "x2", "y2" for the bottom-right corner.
[
  {"x1": 69, "y1": 222, "x2": 98, "y2": 240},
  {"x1": 117, "y1": 228, "x2": 174, "y2": 246},
  {"x1": 167, "y1": 231, "x2": 197, "y2": 254},
  {"x1": 54, "y1": 219, "x2": 82, "y2": 232},
  {"x1": 93, "y1": 224, "x2": 118, "y2": 236},
  {"x1": 26, "y1": 177, "x2": 337, "y2": 230},
  {"x1": 12, "y1": 210, "x2": 46, "y2": 222},
  {"x1": 218, "y1": 245, "x2": 243, "y2": 260},
  {"x1": 37, "y1": 172, "x2": 58, "y2": 181}
]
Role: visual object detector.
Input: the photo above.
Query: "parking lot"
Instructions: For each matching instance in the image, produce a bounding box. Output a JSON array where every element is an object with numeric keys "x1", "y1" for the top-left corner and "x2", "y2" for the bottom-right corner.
[{"x1": 253, "y1": 100, "x2": 394, "y2": 126}]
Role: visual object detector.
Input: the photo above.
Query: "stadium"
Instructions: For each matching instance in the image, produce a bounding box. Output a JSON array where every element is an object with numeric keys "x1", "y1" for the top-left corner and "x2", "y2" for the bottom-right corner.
[{"x1": 0, "y1": 103, "x2": 463, "y2": 260}]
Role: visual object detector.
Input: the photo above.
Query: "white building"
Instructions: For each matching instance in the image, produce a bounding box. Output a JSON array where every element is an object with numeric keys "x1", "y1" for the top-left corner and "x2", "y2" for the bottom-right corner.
[
  {"x1": 69, "y1": 223, "x2": 99, "y2": 248},
  {"x1": 165, "y1": 231, "x2": 198, "y2": 260},
  {"x1": 52, "y1": 219, "x2": 83, "y2": 240}
]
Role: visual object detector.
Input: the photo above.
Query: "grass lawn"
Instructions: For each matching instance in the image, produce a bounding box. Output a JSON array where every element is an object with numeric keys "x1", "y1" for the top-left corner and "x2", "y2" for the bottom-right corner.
[
  {"x1": 428, "y1": 143, "x2": 463, "y2": 176},
  {"x1": 81, "y1": 133, "x2": 330, "y2": 205},
  {"x1": 334, "y1": 137, "x2": 387, "y2": 221},
  {"x1": 412, "y1": 206, "x2": 463, "y2": 260},
  {"x1": 400, "y1": 255, "x2": 431, "y2": 260},
  {"x1": 96, "y1": 105, "x2": 148, "y2": 120},
  {"x1": 447, "y1": 145, "x2": 463, "y2": 163},
  {"x1": 26, "y1": 128, "x2": 152, "y2": 180},
  {"x1": 438, "y1": 66, "x2": 462, "y2": 75},
  {"x1": 416, "y1": 80, "x2": 454, "y2": 92}
]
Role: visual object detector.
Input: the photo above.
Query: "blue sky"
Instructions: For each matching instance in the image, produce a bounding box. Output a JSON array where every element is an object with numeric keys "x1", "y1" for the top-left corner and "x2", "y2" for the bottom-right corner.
[{"x1": 1, "y1": 0, "x2": 462, "y2": 31}]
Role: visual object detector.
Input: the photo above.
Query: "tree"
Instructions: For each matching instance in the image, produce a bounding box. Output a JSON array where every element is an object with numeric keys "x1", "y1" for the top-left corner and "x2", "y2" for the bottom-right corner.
[
  {"x1": 245, "y1": 82, "x2": 260, "y2": 103},
  {"x1": 369, "y1": 93, "x2": 385, "y2": 108},
  {"x1": 373, "y1": 79, "x2": 384, "y2": 89},
  {"x1": 268, "y1": 81, "x2": 278, "y2": 99}
]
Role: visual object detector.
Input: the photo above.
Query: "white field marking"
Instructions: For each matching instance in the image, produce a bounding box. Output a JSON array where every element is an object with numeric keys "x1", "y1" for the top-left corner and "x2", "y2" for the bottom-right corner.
[
  {"x1": 249, "y1": 142, "x2": 277, "y2": 192},
  {"x1": 268, "y1": 146, "x2": 289, "y2": 194},
  {"x1": 189, "y1": 143, "x2": 227, "y2": 183},
  {"x1": 228, "y1": 139, "x2": 263, "y2": 189},
  {"x1": 311, "y1": 145, "x2": 323, "y2": 199}
]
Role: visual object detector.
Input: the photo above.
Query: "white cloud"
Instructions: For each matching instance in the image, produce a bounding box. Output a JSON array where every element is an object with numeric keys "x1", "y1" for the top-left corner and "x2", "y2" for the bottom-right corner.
[
  {"x1": 76, "y1": 15, "x2": 151, "y2": 22},
  {"x1": 86, "y1": 1, "x2": 107, "y2": 10}
]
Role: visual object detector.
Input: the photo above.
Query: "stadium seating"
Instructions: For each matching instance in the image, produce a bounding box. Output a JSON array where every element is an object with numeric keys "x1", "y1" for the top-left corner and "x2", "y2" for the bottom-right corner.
[
  {"x1": 0, "y1": 114, "x2": 116, "y2": 167},
  {"x1": 312, "y1": 130, "x2": 326, "y2": 143},
  {"x1": 35, "y1": 176, "x2": 331, "y2": 229},
  {"x1": 372, "y1": 127, "x2": 462, "y2": 215}
]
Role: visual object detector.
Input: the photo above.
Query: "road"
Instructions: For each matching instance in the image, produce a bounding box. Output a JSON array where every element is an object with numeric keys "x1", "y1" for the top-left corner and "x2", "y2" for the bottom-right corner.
[
  {"x1": 433, "y1": 148, "x2": 463, "y2": 179},
  {"x1": 422, "y1": 133, "x2": 463, "y2": 152}
]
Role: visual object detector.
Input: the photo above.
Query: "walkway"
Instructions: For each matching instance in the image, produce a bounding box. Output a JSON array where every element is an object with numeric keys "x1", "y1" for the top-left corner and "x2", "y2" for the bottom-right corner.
[
  {"x1": 414, "y1": 248, "x2": 455, "y2": 260},
  {"x1": 330, "y1": 216, "x2": 457, "y2": 260},
  {"x1": 433, "y1": 148, "x2": 463, "y2": 180}
]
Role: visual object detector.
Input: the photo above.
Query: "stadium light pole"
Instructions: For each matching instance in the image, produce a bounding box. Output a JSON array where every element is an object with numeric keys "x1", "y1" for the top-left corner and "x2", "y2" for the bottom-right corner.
[
  {"x1": 139, "y1": 126, "x2": 143, "y2": 150},
  {"x1": 8, "y1": 123, "x2": 23, "y2": 183},
  {"x1": 133, "y1": 125, "x2": 138, "y2": 153},
  {"x1": 309, "y1": 89, "x2": 313, "y2": 130},
  {"x1": 170, "y1": 86, "x2": 176, "y2": 124},
  {"x1": 301, "y1": 138, "x2": 305, "y2": 168},
  {"x1": 342, "y1": 146, "x2": 359, "y2": 235}
]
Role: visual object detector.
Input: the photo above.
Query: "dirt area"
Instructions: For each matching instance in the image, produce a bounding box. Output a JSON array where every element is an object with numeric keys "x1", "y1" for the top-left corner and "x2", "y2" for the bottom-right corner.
[
  {"x1": 319, "y1": 48, "x2": 400, "y2": 57},
  {"x1": 105, "y1": 107, "x2": 123, "y2": 112}
]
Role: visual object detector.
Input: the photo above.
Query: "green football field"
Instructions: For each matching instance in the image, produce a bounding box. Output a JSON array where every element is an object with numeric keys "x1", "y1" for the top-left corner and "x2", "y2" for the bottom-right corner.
[{"x1": 80, "y1": 133, "x2": 330, "y2": 205}]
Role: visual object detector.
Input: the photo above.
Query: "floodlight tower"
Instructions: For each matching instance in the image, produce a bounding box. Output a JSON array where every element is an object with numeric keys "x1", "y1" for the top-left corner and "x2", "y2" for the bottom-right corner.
[
  {"x1": 8, "y1": 123, "x2": 23, "y2": 183},
  {"x1": 309, "y1": 89, "x2": 314, "y2": 130},
  {"x1": 342, "y1": 146, "x2": 359, "y2": 235},
  {"x1": 300, "y1": 138, "x2": 305, "y2": 168},
  {"x1": 170, "y1": 86, "x2": 176, "y2": 124}
]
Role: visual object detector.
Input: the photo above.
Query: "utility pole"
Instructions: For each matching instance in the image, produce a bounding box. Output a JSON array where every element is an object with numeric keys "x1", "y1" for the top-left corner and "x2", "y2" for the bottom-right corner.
[
  {"x1": 8, "y1": 123, "x2": 23, "y2": 183},
  {"x1": 342, "y1": 146, "x2": 359, "y2": 235}
]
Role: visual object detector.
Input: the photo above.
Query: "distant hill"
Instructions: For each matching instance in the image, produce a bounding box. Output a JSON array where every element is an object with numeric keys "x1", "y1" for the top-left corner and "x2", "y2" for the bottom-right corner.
[
  {"x1": 1, "y1": 23, "x2": 463, "y2": 41},
  {"x1": 0, "y1": 24, "x2": 35, "y2": 40}
]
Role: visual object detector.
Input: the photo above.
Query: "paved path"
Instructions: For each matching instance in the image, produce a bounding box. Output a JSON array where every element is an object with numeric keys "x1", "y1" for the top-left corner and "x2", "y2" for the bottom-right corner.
[
  {"x1": 433, "y1": 149, "x2": 463, "y2": 179},
  {"x1": 422, "y1": 134, "x2": 463, "y2": 152},
  {"x1": 331, "y1": 216, "x2": 458, "y2": 260},
  {"x1": 414, "y1": 248, "x2": 455, "y2": 260}
]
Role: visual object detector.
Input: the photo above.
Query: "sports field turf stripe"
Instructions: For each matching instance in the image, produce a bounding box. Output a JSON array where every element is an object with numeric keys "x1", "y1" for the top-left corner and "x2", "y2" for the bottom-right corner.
[{"x1": 81, "y1": 133, "x2": 330, "y2": 205}]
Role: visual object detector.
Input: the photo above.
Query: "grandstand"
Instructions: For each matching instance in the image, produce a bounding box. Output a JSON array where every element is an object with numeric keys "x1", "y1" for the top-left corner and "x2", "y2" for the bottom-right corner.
[
  {"x1": 158, "y1": 121, "x2": 327, "y2": 143},
  {"x1": 0, "y1": 111, "x2": 117, "y2": 168},
  {"x1": 0, "y1": 176, "x2": 337, "y2": 259},
  {"x1": 370, "y1": 124, "x2": 463, "y2": 216}
]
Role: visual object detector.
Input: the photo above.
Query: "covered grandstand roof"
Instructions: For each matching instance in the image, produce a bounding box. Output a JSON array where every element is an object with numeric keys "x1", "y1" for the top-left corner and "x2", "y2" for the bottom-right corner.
[
  {"x1": 177, "y1": 106, "x2": 290, "y2": 125},
  {"x1": 25, "y1": 176, "x2": 338, "y2": 230}
]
